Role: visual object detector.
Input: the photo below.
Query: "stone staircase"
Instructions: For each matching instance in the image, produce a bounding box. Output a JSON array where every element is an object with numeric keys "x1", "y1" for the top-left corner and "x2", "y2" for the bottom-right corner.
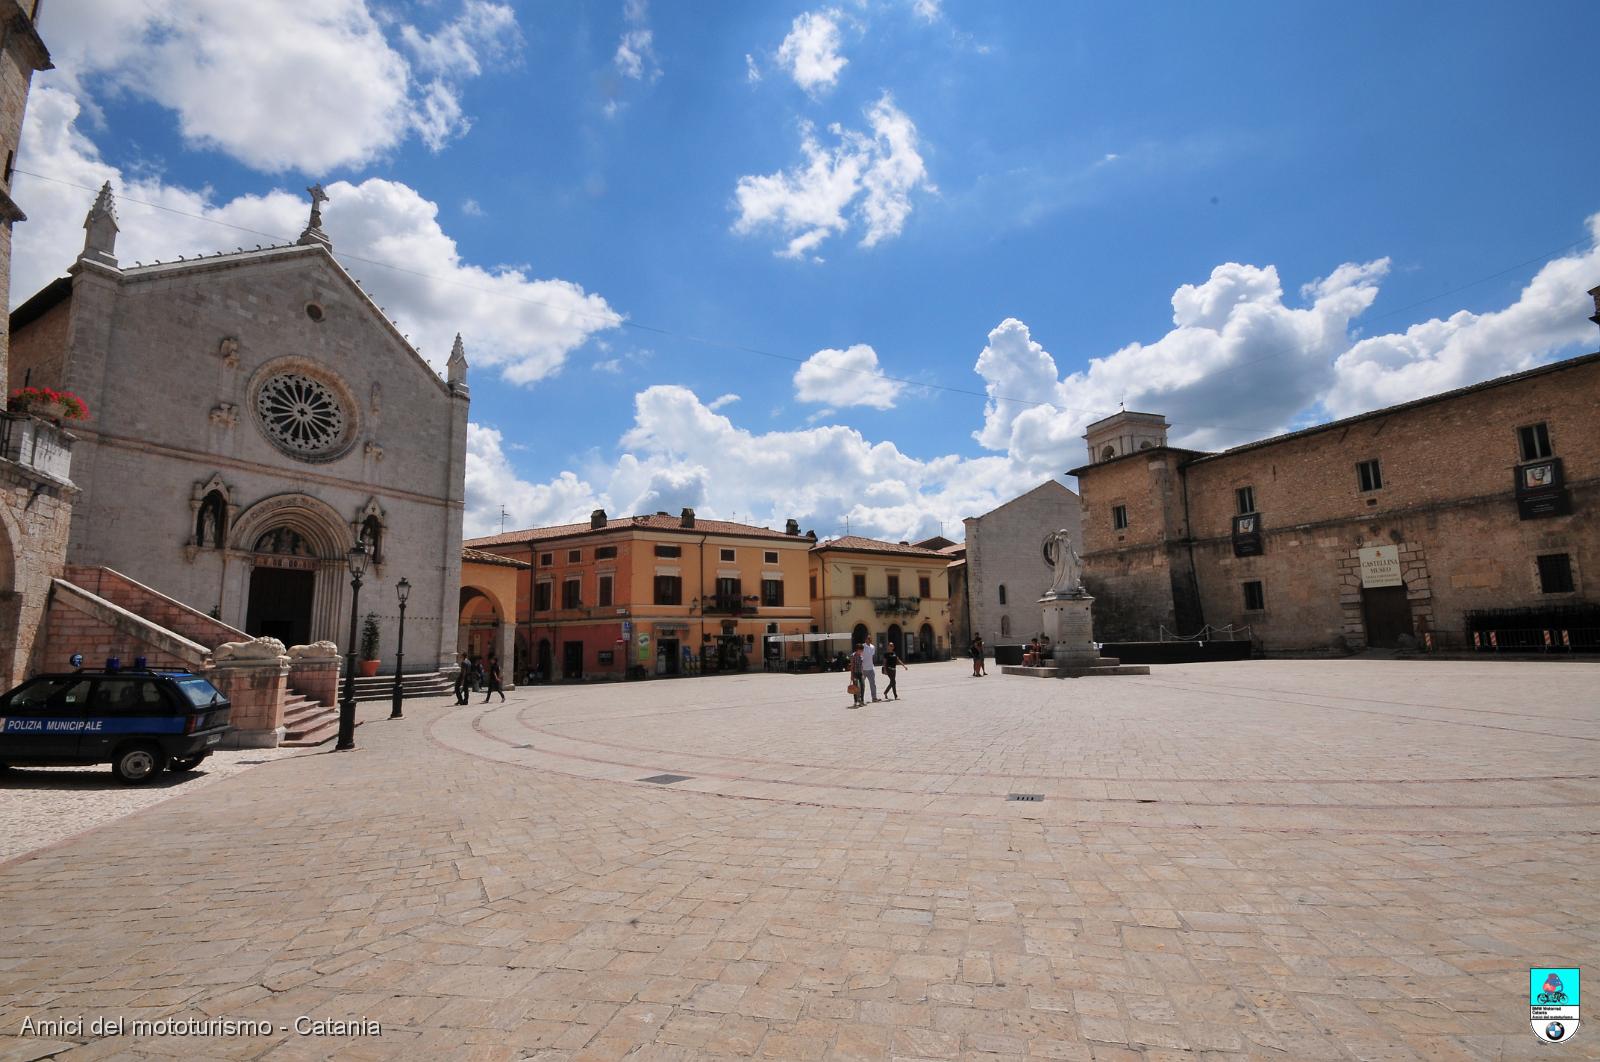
[
  {"x1": 281, "y1": 690, "x2": 339, "y2": 747},
  {"x1": 349, "y1": 670, "x2": 455, "y2": 702}
]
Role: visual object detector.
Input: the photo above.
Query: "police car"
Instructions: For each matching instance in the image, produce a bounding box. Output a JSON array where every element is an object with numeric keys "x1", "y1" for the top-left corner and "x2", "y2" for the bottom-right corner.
[{"x1": 0, "y1": 664, "x2": 232, "y2": 784}]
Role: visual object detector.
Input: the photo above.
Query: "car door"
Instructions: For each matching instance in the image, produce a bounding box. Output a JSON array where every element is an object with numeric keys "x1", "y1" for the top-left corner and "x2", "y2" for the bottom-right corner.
[
  {"x1": 82, "y1": 678, "x2": 177, "y2": 760},
  {"x1": 1, "y1": 677, "x2": 94, "y2": 761}
]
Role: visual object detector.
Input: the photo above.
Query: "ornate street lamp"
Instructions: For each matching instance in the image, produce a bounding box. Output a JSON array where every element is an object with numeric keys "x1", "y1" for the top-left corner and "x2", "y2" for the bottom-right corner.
[
  {"x1": 336, "y1": 542, "x2": 369, "y2": 750},
  {"x1": 390, "y1": 577, "x2": 410, "y2": 720}
]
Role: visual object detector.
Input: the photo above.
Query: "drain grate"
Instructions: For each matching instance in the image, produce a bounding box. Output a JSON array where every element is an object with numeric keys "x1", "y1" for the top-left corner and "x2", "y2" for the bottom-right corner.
[
  {"x1": 1007, "y1": 793, "x2": 1044, "y2": 802},
  {"x1": 640, "y1": 774, "x2": 692, "y2": 785}
]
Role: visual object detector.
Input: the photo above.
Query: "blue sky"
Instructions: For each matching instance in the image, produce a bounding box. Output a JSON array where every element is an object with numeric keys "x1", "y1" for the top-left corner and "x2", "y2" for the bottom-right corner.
[{"x1": 14, "y1": 1, "x2": 1600, "y2": 539}]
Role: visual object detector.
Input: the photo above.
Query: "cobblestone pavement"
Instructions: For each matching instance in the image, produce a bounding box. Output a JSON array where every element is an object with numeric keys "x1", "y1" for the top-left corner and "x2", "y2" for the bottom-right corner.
[
  {"x1": 0, "y1": 746, "x2": 300, "y2": 862},
  {"x1": 1, "y1": 659, "x2": 1596, "y2": 1061}
]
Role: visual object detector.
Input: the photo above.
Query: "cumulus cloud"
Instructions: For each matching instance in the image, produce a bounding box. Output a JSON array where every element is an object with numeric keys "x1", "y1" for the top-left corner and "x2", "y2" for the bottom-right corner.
[
  {"x1": 612, "y1": 0, "x2": 661, "y2": 81},
  {"x1": 12, "y1": 87, "x2": 621, "y2": 384},
  {"x1": 38, "y1": 0, "x2": 516, "y2": 172},
  {"x1": 793, "y1": 344, "x2": 904, "y2": 408},
  {"x1": 972, "y1": 223, "x2": 1600, "y2": 474},
  {"x1": 776, "y1": 9, "x2": 848, "y2": 94},
  {"x1": 466, "y1": 424, "x2": 603, "y2": 536},
  {"x1": 733, "y1": 93, "x2": 932, "y2": 259},
  {"x1": 911, "y1": 0, "x2": 943, "y2": 21}
]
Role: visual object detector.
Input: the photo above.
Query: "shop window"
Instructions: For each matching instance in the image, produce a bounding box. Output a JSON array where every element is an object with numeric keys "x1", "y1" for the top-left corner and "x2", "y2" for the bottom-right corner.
[
  {"x1": 919, "y1": 576, "x2": 931, "y2": 597},
  {"x1": 654, "y1": 544, "x2": 681, "y2": 558},
  {"x1": 561, "y1": 579, "x2": 581, "y2": 609},
  {"x1": 762, "y1": 579, "x2": 784, "y2": 607},
  {"x1": 1236, "y1": 485, "x2": 1256, "y2": 515},
  {"x1": 852, "y1": 573, "x2": 867, "y2": 596},
  {"x1": 598, "y1": 574, "x2": 613, "y2": 607},
  {"x1": 1242, "y1": 580, "x2": 1265, "y2": 611},
  {"x1": 1112, "y1": 505, "x2": 1128, "y2": 530},
  {"x1": 1357, "y1": 459, "x2": 1383, "y2": 492},
  {"x1": 1537, "y1": 554, "x2": 1575, "y2": 594},
  {"x1": 654, "y1": 575, "x2": 682, "y2": 605},
  {"x1": 1519, "y1": 423, "x2": 1553, "y2": 462},
  {"x1": 533, "y1": 581, "x2": 552, "y2": 611}
]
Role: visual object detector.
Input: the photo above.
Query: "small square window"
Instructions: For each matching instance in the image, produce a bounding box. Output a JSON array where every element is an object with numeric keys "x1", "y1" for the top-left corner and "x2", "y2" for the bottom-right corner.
[
  {"x1": 1357, "y1": 459, "x2": 1383, "y2": 492},
  {"x1": 764, "y1": 550, "x2": 779, "y2": 564},
  {"x1": 594, "y1": 545, "x2": 617, "y2": 560},
  {"x1": 1112, "y1": 505, "x2": 1128, "y2": 531},
  {"x1": 1235, "y1": 486, "x2": 1256, "y2": 515},
  {"x1": 654, "y1": 544, "x2": 681, "y2": 558},
  {"x1": 567, "y1": 549, "x2": 581, "y2": 563},
  {"x1": 1519, "y1": 423, "x2": 1553, "y2": 462},
  {"x1": 719, "y1": 547, "x2": 736, "y2": 562},
  {"x1": 1537, "y1": 554, "x2": 1575, "y2": 594},
  {"x1": 1242, "y1": 580, "x2": 1265, "y2": 611},
  {"x1": 539, "y1": 552, "x2": 553, "y2": 566}
]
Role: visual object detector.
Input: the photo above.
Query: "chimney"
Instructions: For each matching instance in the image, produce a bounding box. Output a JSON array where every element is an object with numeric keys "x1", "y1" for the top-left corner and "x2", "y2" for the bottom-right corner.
[
  {"x1": 1589, "y1": 284, "x2": 1600, "y2": 332},
  {"x1": 590, "y1": 509, "x2": 607, "y2": 530},
  {"x1": 785, "y1": 518, "x2": 799, "y2": 536},
  {"x1": 680, "y1": 507, "x2": 695, "y2": 528},
  {"x1": 805, "y1": 529, "x2": 817, "y2": 542},
  {"x1": 898, "y1": 540, "x2": 909, "y2": 546}
]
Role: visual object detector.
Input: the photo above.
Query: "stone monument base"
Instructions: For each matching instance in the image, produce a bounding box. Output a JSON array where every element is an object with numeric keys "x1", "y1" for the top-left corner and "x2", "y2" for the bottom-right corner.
[{"x1": 1006, "y1": 591, "x2": 1150, "y2": 678}]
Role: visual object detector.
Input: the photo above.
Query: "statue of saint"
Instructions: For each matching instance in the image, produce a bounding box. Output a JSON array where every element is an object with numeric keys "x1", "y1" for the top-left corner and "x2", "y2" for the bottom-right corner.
[
  {"x1": 199, "y1": 505, "x2": 218, "y2": 548},
  {"x1": 1042, "y1": 528, "x2": 1083, "y2": 598}
]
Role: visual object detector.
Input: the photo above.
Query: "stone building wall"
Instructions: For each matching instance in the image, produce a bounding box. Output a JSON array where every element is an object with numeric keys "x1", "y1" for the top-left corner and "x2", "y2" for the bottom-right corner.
[
  {"x1": 1074, "y1": 352, "x2": 1600, "y2": 649},
  {"x1": 0, "y1": 460, "x2": 74, "y2": 684},
  {"x1": 963, "y1": 480, "x2": 1082, "y2": 644}
]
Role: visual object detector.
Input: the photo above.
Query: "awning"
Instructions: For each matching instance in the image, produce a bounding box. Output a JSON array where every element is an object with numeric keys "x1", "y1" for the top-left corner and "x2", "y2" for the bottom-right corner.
[{"x1": 769, "y1": 633, "x2": 854, "y2": 643}]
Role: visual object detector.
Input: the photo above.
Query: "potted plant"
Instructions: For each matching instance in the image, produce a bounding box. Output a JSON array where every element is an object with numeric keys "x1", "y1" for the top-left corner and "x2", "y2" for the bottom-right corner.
[
  {"x1": 7, "y1": 386, "x2": 90, "y2": 424},
  {"x1": 358, "y1": 611, "x2": 381, "y2": 676}
]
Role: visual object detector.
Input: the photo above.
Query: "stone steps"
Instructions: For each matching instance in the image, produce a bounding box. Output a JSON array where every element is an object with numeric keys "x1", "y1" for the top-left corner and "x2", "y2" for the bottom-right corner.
[
  {"x1": 345, "y1": 671, "x2": 455, "y2": 703},
  {"x1": 281, "y1": 693, "x2": 339, "y2": 746}
]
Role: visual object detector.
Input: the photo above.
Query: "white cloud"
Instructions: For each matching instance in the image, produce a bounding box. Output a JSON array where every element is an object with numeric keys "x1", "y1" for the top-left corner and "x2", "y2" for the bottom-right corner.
[
  {"x1": 776, "y1": 9, "x2": 848, "y2": 94},
  {"x1": 911, "y1": 0, "x2": 942, "y2": 21},
  {"x1": 12, "y1": 87, "x2": 621, "y2": 385},
  {"x1": 707, "y1": 393, "x2": 741, "y2": 410},
  {"x1": 793, "y1": 343, "x2": 904, "y2": 408},
  {"x1": 745, "y1": 54, "x2": 763, "y2": 84},
  {"x1": 972, "y1": 223, "x2": 1600, "y2": 474},
  {"x1": 466, "y1": 424, "x2": 604, "y2": 537},
  {"x1": 461, "y1": 197, "x2": 485, "y2": 217},
  {"x1": 38, "y1": 0, "x2": 516, "y2": 173},
  {"x1": 732, "y1": 93, "x2": 932, "y2": 259},
  {"x1": 613, "y1": 0, "x2": 661, "y2": 81}
]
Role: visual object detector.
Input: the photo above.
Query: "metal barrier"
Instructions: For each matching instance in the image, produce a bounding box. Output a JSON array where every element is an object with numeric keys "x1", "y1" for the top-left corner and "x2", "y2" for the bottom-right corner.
[{"x1": 1157, "y1": 623, "x2": 1253, "y2": 642}]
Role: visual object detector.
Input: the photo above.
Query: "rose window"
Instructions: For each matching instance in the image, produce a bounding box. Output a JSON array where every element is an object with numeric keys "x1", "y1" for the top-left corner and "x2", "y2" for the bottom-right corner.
[{"x1": 255, "y1": 373, "x2": 347, "y2": 457}]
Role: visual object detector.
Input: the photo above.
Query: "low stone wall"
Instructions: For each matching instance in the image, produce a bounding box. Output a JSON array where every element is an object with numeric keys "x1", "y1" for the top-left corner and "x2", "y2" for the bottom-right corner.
[
  {"x1": 208, "y1": 657, "x2": 290, "y2": 748},
  {"x1": 287, "y1": 642, "x2": 341, "y2": 707},
  {"x1": 38, "y1": 578, "x2": 207, "y2": 672}
]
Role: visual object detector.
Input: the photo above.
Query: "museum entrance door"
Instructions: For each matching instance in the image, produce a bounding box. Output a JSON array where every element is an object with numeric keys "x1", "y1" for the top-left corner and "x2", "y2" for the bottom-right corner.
[
  {"x1": 246, "y1": 566, "x2": 315, "y2": 646},
  {"x1": 1361, "y1": 585, "x2": 1413, "y2": 648}
]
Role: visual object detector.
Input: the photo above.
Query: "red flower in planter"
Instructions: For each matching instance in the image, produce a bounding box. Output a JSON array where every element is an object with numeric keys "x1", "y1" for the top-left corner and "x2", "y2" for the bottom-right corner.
[{"x1": 7, "y1": 386, "x2": 89, "y2": 420}]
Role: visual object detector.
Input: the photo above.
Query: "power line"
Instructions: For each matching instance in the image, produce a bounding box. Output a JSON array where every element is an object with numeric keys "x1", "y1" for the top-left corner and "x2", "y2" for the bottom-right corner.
[{"x1": 14, "y1": 166, "x2": 1593, "y2": 442}]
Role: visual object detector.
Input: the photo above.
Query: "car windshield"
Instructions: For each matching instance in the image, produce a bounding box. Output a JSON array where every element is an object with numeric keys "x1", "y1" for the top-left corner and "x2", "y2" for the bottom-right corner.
[{"x1": 174, "y1": 677, "x2": 223, "y2": 708}]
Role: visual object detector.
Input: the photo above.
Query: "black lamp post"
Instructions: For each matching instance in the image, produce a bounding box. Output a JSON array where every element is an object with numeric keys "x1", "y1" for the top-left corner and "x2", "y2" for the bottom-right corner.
[
  {"x1": 336, "y1": 542, "x2": 370, "y2": 751},
  {"x1": 390, "y1": 577, "x2": 410, "y2": 719}
]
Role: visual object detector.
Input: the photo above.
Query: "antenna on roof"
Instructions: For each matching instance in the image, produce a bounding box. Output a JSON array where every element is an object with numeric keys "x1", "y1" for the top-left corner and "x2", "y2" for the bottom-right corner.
[{"x1": 499, "y1": 505, "x2": 509, "y2": 534}]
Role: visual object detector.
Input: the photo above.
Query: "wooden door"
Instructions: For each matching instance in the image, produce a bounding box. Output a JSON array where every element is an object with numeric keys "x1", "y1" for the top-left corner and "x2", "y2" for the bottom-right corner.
[{"x1": 1361, "y1": 586, "x2": 1413, "y2": 648}]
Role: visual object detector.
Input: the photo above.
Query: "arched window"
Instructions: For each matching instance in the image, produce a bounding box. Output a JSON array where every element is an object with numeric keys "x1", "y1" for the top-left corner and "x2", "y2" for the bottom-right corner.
[
  {"x1": 1000, "y1": 615, "x2": 1011, "y2": 637},
  {"x1": 1101, "y1": 445, "x2": 1116, "y2": 461},
  {"x1": 998, "y1": 584, "x2": 1007, "y2": 605}
]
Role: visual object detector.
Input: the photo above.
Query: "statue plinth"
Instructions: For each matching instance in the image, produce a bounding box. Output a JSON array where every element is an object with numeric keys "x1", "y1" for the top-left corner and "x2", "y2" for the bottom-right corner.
[{"x1": 1041, "y1": 593, "x2": 1102, "y2": 668}]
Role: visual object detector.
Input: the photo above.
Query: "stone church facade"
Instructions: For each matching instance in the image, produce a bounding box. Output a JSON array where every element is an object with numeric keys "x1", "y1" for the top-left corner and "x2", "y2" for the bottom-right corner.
[{"x1": 9, "y1": 187, "x2": 469, "y2": 673}]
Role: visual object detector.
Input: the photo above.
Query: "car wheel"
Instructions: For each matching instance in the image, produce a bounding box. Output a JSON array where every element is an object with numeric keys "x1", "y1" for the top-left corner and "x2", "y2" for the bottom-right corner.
[
  {"x1": 112, "y1": 744, "x2": 164, "y2": 785},
  {"x1": 168, "y1": 754, "x2": 208, "y2": 773}
]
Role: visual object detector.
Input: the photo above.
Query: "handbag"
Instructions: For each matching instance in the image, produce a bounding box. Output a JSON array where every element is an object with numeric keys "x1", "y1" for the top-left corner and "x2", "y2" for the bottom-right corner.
[{"x1": 847, "y1": 680, "x2": 859, "y2": 696}]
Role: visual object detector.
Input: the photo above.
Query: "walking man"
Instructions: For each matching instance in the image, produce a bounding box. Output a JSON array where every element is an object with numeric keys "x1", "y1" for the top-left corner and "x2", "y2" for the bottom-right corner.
[
  {"x1": 482, "y1": 654, "x2": 505, "y2": 703},
  {"x1": 454, "y1": 651, "x2": 471, "y2": 704},
  {"x1": 882, "y1": 642, "x2": 905, "y2": 700},
  {"x1": 860, "y1": 635, "x2": 880, "y2": 702},
  {"x1": 848, "y1": 644, "x2": 865, "y2": 707}
]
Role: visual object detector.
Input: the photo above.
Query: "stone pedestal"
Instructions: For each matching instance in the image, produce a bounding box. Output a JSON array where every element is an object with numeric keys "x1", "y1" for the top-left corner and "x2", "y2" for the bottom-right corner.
[{"x1": 1001, "y1": 591, "x2": 1150, "y2": 678}]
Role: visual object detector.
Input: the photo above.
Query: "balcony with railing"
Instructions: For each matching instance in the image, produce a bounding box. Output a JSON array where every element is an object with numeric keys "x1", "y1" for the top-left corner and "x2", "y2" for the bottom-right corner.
[
  {"x1": 0, "y1": 412, "x2": 75, "y2": 485},
  {"x1": 701, "y1": 593, "x2": 759, "y2": 616},
  {"x1": 871, "y1": 594, "x2": 921, "y2": 616}
]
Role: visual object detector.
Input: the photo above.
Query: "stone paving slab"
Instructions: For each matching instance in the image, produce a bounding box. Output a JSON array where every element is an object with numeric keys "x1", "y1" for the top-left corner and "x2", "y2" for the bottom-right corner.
[{"x1": 0, "y1": 660, "x2": 1596, "y2": 1060}]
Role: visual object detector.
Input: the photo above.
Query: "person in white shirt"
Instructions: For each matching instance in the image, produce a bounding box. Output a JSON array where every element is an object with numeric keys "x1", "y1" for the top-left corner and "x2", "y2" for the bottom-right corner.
[{"x1": 859, "y1": 636, "x2": 879, "y2": 702}]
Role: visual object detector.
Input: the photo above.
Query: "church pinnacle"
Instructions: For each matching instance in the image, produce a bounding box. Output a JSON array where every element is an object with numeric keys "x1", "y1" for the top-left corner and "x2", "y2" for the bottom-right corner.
[
  {"x1": 79, "y1": 181, "x2": 119, "y2": 268},
  {"x1": 297, "y1": 183, "x2": 331, "y2": 248},
  {"x1": 447, "y1": 333, "x2": 469, "y2": 391}
]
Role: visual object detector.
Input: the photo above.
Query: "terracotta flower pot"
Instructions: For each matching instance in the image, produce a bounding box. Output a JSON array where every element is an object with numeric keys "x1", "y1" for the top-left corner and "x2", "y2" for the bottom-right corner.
[{"x1": 359, "y1": 659, "x2": 381, "y2": 677}]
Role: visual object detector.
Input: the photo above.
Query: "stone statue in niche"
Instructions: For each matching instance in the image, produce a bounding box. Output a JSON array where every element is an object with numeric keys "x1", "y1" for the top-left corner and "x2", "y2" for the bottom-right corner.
[
  {"x1": 218, "y1": 337, "x2": 240, "y2": 368},
  {"x1": 194, "y1": 491, "x2": 226, "y2": 548},
  {"x1": 359, "y1": 515, "x2": 382, "y2": 562},
  {"x1": 255, "y1": 528, "x2": 314, "y2": 557}
]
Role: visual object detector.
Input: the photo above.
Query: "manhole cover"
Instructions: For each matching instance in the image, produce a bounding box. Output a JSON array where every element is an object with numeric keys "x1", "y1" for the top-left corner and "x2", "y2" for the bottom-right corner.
[
  {"x1": 1007, "y1": 793, "x2": 1044, "y2": 802},
  {"x1": 640, "y1": 774, "x2": 692, "y2": 785}
]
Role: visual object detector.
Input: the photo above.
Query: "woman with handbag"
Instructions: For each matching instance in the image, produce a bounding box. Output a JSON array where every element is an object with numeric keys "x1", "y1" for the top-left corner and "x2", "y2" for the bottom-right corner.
[{"x1": 847, "y1": 645, "x2": 865, "y2": 708}]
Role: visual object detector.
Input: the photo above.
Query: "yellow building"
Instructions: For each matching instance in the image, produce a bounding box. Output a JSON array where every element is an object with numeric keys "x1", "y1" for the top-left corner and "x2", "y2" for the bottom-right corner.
[{"x1": 809, "y1": 536, "x2": 951, "y2": 661}]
